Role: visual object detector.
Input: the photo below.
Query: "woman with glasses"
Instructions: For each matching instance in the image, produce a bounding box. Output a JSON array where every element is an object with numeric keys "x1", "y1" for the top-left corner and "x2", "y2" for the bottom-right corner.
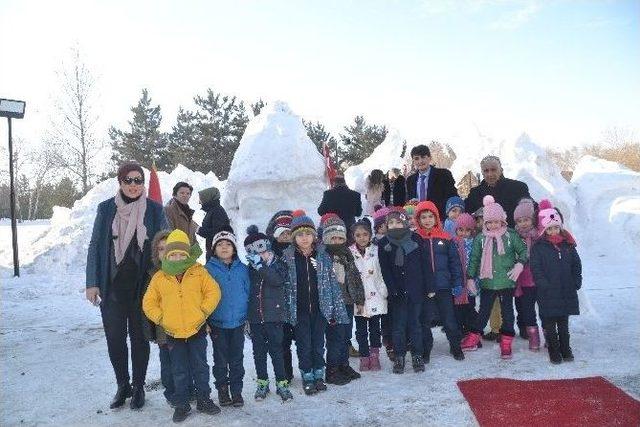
[{"x1": 86, "y1": 162, "x2": 168, "y2": 411}]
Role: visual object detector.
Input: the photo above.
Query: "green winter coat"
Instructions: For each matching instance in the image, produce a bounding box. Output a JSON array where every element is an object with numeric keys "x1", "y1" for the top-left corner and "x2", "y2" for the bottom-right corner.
[{"x1": 467, "y1": 229, "x2": 528, "y2": 290}]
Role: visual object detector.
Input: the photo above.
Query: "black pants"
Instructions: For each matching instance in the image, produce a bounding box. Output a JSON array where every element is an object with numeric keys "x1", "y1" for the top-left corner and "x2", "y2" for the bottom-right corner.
[
  {"x1": 517, "y1": 287, "x2": 538, "y2": 327},
  {"x1": 391, "y1": 296, "x2": 423, "y2": 358},
  {"x1": 282, "y1": 323, "x2": 295, "y2": 380},
  {"x1": 473, "y1": 288, "x2": 515, "y2": 337},
  {"x1": 381, "y1": 309, "x2": 393, "y2": 347},
  {"x1": 294, "y1": 310, "x2": 327, "y2": 373},
  {"x1": 422, "y1": 290, "x2": 463, "y2": 354},
  {"x1": 210, "y1": 326, "x2": 245, "y2": 396},
  {"x1": 100, "y1": 293, "x2": 150, "y2": 386},
  {"x1": 454, "y1": 296, "x2": 478, "y2": 335},
  {"x1": 542, "y1": 315, "x2": 570, "y2": 349},
  {"x1": 250, "y1": 322, "x2": 286, "y2": 382},
  {"x1": 355, "y1": 315, "x2": 382, "y2": 357}
]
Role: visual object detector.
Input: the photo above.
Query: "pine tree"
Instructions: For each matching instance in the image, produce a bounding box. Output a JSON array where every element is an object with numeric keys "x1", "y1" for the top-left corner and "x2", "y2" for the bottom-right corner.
[
  {"x1": 339, "y1": 116, "x2": 388, "y2": 166},
  {"x1": 303, "y1": 120, "x2": 338, "y2": 155},
  {"x1": 251, "y1": 99, "x2": 266, "y2": 117},
  {"x1": 109, "y1": 89, "x2": 172, "y2": 170}
]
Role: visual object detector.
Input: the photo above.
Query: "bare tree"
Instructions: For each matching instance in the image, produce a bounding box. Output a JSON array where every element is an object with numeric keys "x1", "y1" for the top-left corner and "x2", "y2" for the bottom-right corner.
[
  {"x1": 25, "y1": 146, "x2": 59, "y2": 220},
  {"x1": 49, "y1": 46, "x2": 101, "y2": 194}
]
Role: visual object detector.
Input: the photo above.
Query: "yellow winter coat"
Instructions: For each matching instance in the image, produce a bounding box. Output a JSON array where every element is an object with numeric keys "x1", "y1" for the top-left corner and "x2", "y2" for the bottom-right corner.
[{"x1": 143, "y1": 263, "x2": 221, "y2": 339}]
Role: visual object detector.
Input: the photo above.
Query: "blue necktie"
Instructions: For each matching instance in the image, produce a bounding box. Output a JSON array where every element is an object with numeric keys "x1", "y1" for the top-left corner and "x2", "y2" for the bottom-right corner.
[{"x1": 419, "y1": 174, "x2": 427, "y2": 201}]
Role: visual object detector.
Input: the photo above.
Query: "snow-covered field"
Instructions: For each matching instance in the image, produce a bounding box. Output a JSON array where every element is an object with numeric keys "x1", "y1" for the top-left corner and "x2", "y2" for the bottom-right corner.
[{"x1": 1, "y1": 104, "x2": 639, "y2": 425}]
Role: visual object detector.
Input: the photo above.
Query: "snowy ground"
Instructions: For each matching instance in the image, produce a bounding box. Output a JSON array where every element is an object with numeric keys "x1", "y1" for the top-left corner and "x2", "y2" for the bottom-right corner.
[{"x1": 1, "y1": 221, "x2": 639, "y2": 426}]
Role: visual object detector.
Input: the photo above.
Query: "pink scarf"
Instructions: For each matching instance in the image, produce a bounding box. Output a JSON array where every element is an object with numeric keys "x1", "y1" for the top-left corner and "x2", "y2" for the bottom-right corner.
[
  {"x1": 515, "y1": 224, "x2": 538, "y2": 257},
  {"x1": 479, "y1": 223, "x2": 507, "y2": 280},
  {"x1": 112, "y1": 189, "x2": 148, "y2": 264},
  {"x1": 453, "y1": 237, "x2": 469, "y2": 305}
]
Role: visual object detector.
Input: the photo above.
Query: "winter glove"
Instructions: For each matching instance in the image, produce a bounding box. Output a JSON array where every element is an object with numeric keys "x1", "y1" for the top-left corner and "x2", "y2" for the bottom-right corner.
[
  {"x1": 466, "y1": 279, "x2": 478, "y2": 296},
  {"x1": 507, "y1": 263, "x2": 524, "y2": 281},
  {"x1": 355, "y1": 305, "x2": 364, "y2": 315},
  {"x1": 452, "y1": 285, "x2": 464, "y2": 297},
  {"x1": 427, "y1": 292, "x2": 436, "y2": 299},
  {"x1": 246, "y1": 253, "x2": 263, "y2": 270}
]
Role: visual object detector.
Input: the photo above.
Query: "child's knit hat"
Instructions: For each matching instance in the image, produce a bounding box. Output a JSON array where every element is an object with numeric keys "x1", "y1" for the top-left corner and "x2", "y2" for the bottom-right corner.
[
  {"x1": 244, "y1": 225, "x2": 272, "y2": 255},
  {"x1": 165, "y1": 229, "x2": 191, "y2": 258},
  {"x1": 404, "y1": 199, "x2": 419, "y2": 218},
  {"x1": 290, "y1": 209, "x2": 317, "y2": 238},
  {"x1": 273, "y1": 215, "x2": 293, "y2": 239},
  {"x1": 481, "y1": 195, "x2": 507, "y2": 224},
  {"x1": 386, "y1": 207, "x2": 410, "y2": 228},
  {"x1": 212, "y1": 229, "x2": 237, "y2": 250},
  {"x1": 321, "y1": 216, "x2": 347, "y2": 244},
  {"x1": 537, "y1": 199, "x2": 563, "y2": 234},
  {"x1": 455, "y1": 213, "x2": 476, "y2": 231},
  {"x1": 514, "y1": 198, "x2": 536, "y2": 222},
  {"x1": 372, "y1": 206, "x2": 391, "y2": 229},
  {"x1": 445, "y1": 196, "x2": 465, "y2": 214}
]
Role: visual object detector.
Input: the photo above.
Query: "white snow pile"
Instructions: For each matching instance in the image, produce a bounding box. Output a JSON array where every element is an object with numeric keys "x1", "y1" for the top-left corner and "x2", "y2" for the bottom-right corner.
[
  {"x1": 18, "y1": 165, "x2": 223, "y2": 278},
  {"x1": 223, "y1": 100, "x2": 327, "y2": 240}
]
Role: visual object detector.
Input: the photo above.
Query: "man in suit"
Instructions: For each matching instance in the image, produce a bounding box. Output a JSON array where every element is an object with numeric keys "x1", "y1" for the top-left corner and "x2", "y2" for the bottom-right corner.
[
  {"x1": 405, "y1": 145, "x2": 458, "y2": 219},
  {"x1": 317, "y1": 175, "x2": 363, "y2": 234}
]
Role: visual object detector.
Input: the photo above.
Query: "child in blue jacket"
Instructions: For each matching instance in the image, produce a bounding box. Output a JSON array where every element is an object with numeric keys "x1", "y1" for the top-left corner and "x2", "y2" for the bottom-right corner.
[{"x1": 205, "y1": 228, "x2": 250, "y2": 408}]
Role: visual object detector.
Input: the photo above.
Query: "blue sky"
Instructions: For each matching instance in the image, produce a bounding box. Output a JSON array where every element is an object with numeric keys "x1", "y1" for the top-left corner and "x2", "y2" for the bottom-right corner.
[{"x1": 0, "y1": 0, "x2": 638, "y2": 151}]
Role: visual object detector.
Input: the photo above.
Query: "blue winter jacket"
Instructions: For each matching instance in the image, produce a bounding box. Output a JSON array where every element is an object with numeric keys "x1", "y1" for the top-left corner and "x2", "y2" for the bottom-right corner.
[
  {"x1": 205, "y1": 256, "x2": 251, "y2": 329},
  {"x1": 421, "y1": 236, "x2": 463, "y2": 291},
  {"x1": 282, "y1": 244, "x2": 350, "y2": 326},
  {"x1": 86, "y1": 197, "x2": 167, "y2": 303}
]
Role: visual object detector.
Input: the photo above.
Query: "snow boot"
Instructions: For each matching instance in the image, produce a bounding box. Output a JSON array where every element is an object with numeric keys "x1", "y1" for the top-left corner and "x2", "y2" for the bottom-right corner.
[
  {"x1": 558, "y1": 324, "x2": 574, "y2": 362},
  {"x1": 450, "y1": 345, "x2": 465, "y2": 361},
  {"x1": 341, "y1": 364, "x2": 361, "y2": 380},
  {"x1": 326, "y1": 366, "x2": 350, "y2": 385},
  {"x1": 349, "y1": 342, "x2": 360, "y2": 357},
  {"x1": 527, "y1": 326, "x2": 541, "y2": 351},
  {"x1": 385, "y1": 344, "x2": 395, "y2": 361},
  {"x1": 500, "y1": 335, "x2": 514, "y2": 359},
  {"x1": 254, "y1": 379, "x2": 270, "y2": 401},
  {"x1": 109, "y1": 383, "x2": 132, "y2": 409},
  {"x1": 276, "y1": 380, "x2": 293, "y2": 402},
  {"x1": 196, "y1": 397, "x2": 221, "y2": 415},
  {"x1": 302, "y1": 371, "x2": 317, "y2": 396},
  {"x1": 411, "y1": 354, "x2": 425, "y2": 373},
  {"x1": 461, "y1": 332, "x2": 482, "y2": 351},
  {"x1": 217, "y1": 385, "x2": 232, "y2": 407},
  {"x1": 393, "y1": 355, "x2": 405, "y2": 374},
  {"x1": 369, "y1": 347, "x2": 382, "y2": 371},
  {"x1": 545, "y1": 329, "x2": 562, "y2": 364},
  {"x1": 314, "y1": 367, "x2": 328, "y2": 392},
  {"x1": 130, "y1": 385, "x2": 145, "y2": 410},
  {"x1": 172, "y1": 404, "x2": 191, "y2": 423},
  {"x1": 359, "y1": 356, "x2": 371, "y2": 372},
  {"x1": 231, "y1": 394, "x2": 244, "y2": 408}
]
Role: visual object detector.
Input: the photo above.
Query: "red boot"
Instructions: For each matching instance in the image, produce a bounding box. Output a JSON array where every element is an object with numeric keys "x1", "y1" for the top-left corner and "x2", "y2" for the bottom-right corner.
[
  {"x1": 461, "y1": 332, "x2": 481, "y2": 351},
  {"x1": 527, "y1": 326, "x2": 540, "y2": 351},
  {"x1": 500, "y1": 335, "x2": 514, "y2": 359}
]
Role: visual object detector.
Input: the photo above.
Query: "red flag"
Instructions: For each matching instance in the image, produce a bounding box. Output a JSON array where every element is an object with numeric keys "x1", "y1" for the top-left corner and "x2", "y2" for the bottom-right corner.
[
  {"x1": 148, "y1": 161, "x2": 163, "y2": 204},
  {"x1": 323, "y1": 142, "x2": 337, "y2": 188}
]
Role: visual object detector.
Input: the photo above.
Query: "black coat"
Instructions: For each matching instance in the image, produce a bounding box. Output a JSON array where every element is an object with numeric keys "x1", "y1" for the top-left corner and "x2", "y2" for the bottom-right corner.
[
  {"x1": 530, "y1": 238, "x2": 582, "y2": 318},
  {"x1": 197, "y1": 199, "x2": 230, "y2": 260},
  {"x1": 465, "y1": 177, "x2": 530, "y2": 228},
  {"x1": 248, "y1": 258, "x2": 289, "y2": 324},
  {"x1": 317, "y1": 185, "x2": 363, "y2": 232},
  {"x1": 383, "y1": 176, "x2": 407, "y2": 207},
  {"x1": 405, "y1": 167, "x2": 458, "y2": 219},
  {"x1": 377, "y1": 233, "x2": 433, "y2": 300}
]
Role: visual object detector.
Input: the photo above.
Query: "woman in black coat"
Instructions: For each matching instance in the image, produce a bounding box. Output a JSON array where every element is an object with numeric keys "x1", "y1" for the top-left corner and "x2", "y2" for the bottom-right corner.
[
  {"x1": 530, "y1": 200, "x2": 582, "y2": 364},
  {"x1": 383, "y1": 168, "x2": 406, "y2": 207}
]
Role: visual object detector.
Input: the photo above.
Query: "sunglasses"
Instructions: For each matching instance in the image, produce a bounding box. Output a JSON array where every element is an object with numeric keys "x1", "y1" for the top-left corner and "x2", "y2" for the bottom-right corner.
[{"x1": 122, "y1": 177, "x2": 144, "y2": 185}]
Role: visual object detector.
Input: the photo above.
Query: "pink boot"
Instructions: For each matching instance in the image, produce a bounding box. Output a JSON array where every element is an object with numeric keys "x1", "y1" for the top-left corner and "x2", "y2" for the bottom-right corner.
[
  {"x1": 359, "y1": 356, "x2": 371, "y2": 372},
  {"x1": 500, "y1": 335, "x2": 514, "y2": 359},
  {"x1": 527, "y1": 326, "x2": 540, "y2": 351},
  {"x1": 369, "y1": 347, "x2": 381, "y2": 371},
  {"x1": 461, "y1": 332, "x2": 481, "y2": 351}
]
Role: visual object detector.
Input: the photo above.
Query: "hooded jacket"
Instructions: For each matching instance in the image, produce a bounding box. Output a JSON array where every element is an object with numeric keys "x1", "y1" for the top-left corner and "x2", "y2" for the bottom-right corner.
[{"x1": 205, "y1": 256, "x2": 251, "y2": 329}]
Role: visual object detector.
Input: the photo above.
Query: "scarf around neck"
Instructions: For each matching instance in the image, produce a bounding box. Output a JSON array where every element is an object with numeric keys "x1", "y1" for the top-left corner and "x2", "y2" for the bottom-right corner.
[
  {"x1": 112, "y1": 189, "x2": 148, "y2": 264},
  {"x1": 384, "y1": 228, "x2": 418, "y2": 267},
  {"x1": 161, "y1": 243, "x2": 203, "y2": 276},
  {"x1": 479, "y1": 223, "x2": 508, "y2": 280},
  {"x1": 516, "y1": 224, "x2": 538, "y2": 256}
]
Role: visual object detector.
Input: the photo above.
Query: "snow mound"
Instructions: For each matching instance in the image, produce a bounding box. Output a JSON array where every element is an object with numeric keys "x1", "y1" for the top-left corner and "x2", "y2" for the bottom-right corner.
[
  {"x1": 223, "y1": 101, "x2": 326, "y2": 241},
  {"x1": 24, "y1": 166, "x2": 223, "y2": 277},
  {"x1": 344, "y1": 129, "x2": 407, "y2": 193}
]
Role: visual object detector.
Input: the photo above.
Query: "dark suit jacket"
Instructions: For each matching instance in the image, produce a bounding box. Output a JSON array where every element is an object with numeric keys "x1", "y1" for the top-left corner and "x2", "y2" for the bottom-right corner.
[
  {"x1": 317, "y1": 185, "x2": 363, "y2": 232},
  {"x1": 465, "y1": 177, "x2": 531, "y2": 228},
  {"x1": 405, "y1": 167, "x2": 458, "y2": 218},
  {"x1": 383, "y1": 176, "x2": 407, "y2": 207}
]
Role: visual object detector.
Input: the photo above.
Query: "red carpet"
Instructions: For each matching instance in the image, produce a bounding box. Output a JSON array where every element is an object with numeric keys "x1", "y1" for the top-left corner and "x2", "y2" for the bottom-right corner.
[{"x1": 457, "y1": 376, "x2": 640, "y2": 427}]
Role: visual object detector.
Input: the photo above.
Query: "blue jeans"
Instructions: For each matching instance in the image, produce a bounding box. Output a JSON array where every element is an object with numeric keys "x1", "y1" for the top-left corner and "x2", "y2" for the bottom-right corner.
[
  {"x1": 210, "y1": 326, "x2": 245, "y2": 396},
  {"x1": 166, "y1": 328, "x2": 211, "y2": 406},
  {"x1": 355, "y1": 315, "x2": 382, "y2": 357},
  {"x1": 391, "y1": 296, "x2": 424, "y2": 358},
  {"x1": 250, "y1": 322, "x2": 286, "y2": 382},
  {"x1": 294, "y1": 310, "x2": 327, "y2": 373},
  {"x1": 518, "y1": 287, "x2": 538, "y2": 327},
  {"x1": 159, "y1": 344, "x2": 196, "y2": 403},
  {"x1": 474, "y1": 288, "x2": 515, "y2": 336}
]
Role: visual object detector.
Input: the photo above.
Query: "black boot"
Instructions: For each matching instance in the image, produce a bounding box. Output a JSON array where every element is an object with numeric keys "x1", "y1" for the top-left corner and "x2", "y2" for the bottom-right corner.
[
  {"x1": 283, "y1": 344, "x2": 294, "y2": 383},
  {"x1": 422, "y1": 351, "x2": 431, "y2": 364},
  {"x1": 450, "y1": 346, "x2": 465, "y2": 361},
  {"x1": 557, "y1": 320, "x2": 574, "y2": 361},
  {"x1": 217, "y1": 385, "x2": 232, "y2": 407},
  {"x1": 340, "y1": 364, "x2": 361, "y2": 380},
  {"x1": 130, "y1": 385, "x2": 145, "y2": 410},
  {"x1": 325, "y1": 366, "x2": 350, "y2": 385},
  {"x1": 231, "y1": 394, "x2": 244, "y2": 408},
  {"x1": 109, "y1": 383, "x2": 132, "y2": 409},
  {"x1": 544, "y1": 327, "x2": 562, "y2": 365},
  {"x1": 385, "y1": 345, "x2": 395, "y2": 362},
  {"x1": 172, "y1": 404, "x2": 191, "y2": 423},
  {"x1": 411, "y1": 354, "x2": 425, "y2": 373},
  {"x1": 196, "y1": 397, "x2": 221, "y2": 415},
  {"x1": 393, "y1": 355, "x2": 405, "y2": 374}
]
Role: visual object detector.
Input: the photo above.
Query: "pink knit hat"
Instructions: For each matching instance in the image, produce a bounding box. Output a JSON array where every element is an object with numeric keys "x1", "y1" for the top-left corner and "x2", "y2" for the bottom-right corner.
[
  {"x1": 513, "y1": 198, "x2": 536, "y2": 222},
  {"x1": 537, "y1": 199, "x2": 562, "y2": 234},
  {"x1": 455, "y1": 213, "x2": 476, "y2": 231},
  {"x1": 482, "y1": 195, "x2": 507, "y2": 224},
  {"x1": 372, "y1": 206, "x2": 391, "y2": 228}
]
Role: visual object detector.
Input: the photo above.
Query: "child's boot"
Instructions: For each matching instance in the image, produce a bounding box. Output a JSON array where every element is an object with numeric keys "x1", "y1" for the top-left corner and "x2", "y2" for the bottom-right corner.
[
  {"x1": 217, "y1": 385, "x2": 232, "y2": 407},
  {"x1": 340, "y1": 364, "x2": 361, "y2": 380},
  {"x1": 369, "y1": 347, "x2": 381, "y2": 371},
  {"x1": 314, "y1": 367, "x2": 328, "y2": 391},
  {"x1": 302, "y1": 371, "x2": 317, "y2": 396},
  {"x1": 558, "y1": 323, "x2": 574, "y2": 361},
  {"x1": 172, "y1": 404, "x2": 191, "y2": 423},
  {"x1": 276, "y1": 380, "x2": 293, "y2": 402},
  {"x1": 196, "y1": 397, "x2": 221, "y2": 415},
  {"x1": 385, "y1": 344, "x2": 395, "y2": 361},
  {"x1": 461, "y1": 332, "x2": 481, "y2": 351},
  {"x1": 411, "y1": 354, "x2": 425, "y2": 373},
  {"x1": 500, "y1": 335, "x2": 514, "y2": 359},
  {"x1": 527, "y1": 326, "x2": 541, "y2": 351},
  {"x1": 544, "y1": 327, "x2": 562, "y2": 364},
  {"x1": 254, "y1": 379, "x2": 270, "y2": 401},
  {"x1": 325, "y1": 366, "x2": 349, "y2": 386},
  {"x1": 450, "y1": 344, "x2": 465, "y2": 361},
  {"x1": 359, "y1": 356, "x2": 371, "y2": 371},
  {"x1": 349, "y1": 342, "x2": 360, "y2": 357},
  {"x1": 392, "y1": 355, "x2": 405, "y2": 374},
  {"x1": 231, "y1": 394, "x2": 244, "y2": 408}
]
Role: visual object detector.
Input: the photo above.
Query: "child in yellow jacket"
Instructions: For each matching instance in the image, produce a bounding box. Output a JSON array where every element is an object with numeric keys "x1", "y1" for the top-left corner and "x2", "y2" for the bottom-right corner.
[{"x1": 143, "y1": 229, "x2": 221, "y2": 423}]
